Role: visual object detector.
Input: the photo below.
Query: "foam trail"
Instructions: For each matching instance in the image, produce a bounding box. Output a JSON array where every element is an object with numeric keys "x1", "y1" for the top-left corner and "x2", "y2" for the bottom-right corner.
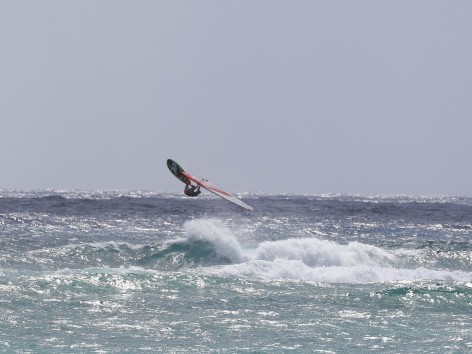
[{"x1": 207, "y1": 261, "x2": 472, "y2": 283}]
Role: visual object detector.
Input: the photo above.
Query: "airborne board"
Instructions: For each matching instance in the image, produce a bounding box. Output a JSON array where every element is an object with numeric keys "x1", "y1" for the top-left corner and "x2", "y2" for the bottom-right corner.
[
  {"x1": 167, "y1": 159, "x2": 253, "y2": 211},
  {"x1": 166, "y1": 159, "x2": 190, "y2": 185}
]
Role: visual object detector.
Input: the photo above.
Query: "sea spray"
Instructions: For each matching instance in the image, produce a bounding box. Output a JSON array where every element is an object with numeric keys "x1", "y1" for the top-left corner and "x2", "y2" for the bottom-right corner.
[{"x1": 183, "y1": 219, "x2": 247, "y2": 263}]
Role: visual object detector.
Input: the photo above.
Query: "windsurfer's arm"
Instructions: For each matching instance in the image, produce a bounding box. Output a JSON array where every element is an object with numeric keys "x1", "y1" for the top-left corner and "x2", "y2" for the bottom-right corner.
[{"x1": 184, "y1": 184, "x2": 191, "y2": 194}]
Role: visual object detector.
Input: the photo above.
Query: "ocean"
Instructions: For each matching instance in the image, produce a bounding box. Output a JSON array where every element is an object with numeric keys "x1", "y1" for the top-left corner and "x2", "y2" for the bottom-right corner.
[{"x1": 0, "y1": 190, "x2": 471, "y2": 353}]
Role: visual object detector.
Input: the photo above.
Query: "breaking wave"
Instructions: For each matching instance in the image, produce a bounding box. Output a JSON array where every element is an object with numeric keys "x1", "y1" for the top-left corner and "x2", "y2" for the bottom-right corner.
[
  {"x1": 176, "y1": 219, "x2": 472, "y2": 284},
  {"x1": 27, "y1": 219, "x2": 472, "y2": 284}
]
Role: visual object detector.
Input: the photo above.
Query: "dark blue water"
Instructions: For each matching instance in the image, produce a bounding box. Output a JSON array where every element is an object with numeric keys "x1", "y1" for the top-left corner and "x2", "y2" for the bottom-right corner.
[{"x1": 1, "y1": 191, "x2": 471, "y2": 352}]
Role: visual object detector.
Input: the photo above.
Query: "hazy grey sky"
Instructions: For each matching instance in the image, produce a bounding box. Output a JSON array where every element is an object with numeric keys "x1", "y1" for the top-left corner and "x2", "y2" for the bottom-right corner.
[{"x1": 1, "y1": 1, "x2": 471, "y2": 195}]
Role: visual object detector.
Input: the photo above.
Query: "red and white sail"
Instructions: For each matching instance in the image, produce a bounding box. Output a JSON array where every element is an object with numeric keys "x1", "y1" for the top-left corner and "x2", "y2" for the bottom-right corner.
[{"x1": 182, "y1": 171, "x2": 253, "y2": 211}]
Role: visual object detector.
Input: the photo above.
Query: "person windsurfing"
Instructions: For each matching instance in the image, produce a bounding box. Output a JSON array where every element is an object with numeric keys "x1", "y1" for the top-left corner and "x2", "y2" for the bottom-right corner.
[{"x1": 184, "y1": 183, "x2": 201, "y2": 197}]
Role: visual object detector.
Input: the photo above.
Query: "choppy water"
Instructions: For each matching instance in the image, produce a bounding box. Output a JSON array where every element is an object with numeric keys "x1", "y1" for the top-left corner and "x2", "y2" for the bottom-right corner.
[{"x1": 1, "y1": 191, "x2": 471, "y2": 352}]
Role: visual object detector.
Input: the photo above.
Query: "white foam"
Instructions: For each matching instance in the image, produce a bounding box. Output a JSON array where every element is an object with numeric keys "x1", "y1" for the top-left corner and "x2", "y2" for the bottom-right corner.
[
  {"x1": 184, "y1": 219, "x2": 247, "y2": 263},
  {"x1": 254, "y1": 238, "x2": 396, "y2": 267},
  {"x1": 185, "y1": 219, "x2": 472, "y2": 284},
  {"x1": 206, "y1": 261, "x2": 472, "y2": 283}
]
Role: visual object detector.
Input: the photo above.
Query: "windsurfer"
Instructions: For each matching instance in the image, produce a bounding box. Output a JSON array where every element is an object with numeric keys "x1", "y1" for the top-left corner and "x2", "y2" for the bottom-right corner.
[{"x1": 184, "y1": 183, "x2": 201, "y2": 197}]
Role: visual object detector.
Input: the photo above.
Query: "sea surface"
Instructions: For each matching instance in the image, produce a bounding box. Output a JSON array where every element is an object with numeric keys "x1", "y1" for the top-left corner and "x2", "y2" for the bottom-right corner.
[{"x1": 0, "y1": 190, "x2": 471, "y2": 353}]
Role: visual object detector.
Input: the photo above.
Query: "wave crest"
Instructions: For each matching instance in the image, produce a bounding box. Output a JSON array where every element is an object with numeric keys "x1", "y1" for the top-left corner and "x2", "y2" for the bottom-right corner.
[
  {"x1": 183, "y1": 219, "x2": 247, "y2": 264},
  {"x1": 255, "y1": 238, "x2": 396, "y2": 267}
]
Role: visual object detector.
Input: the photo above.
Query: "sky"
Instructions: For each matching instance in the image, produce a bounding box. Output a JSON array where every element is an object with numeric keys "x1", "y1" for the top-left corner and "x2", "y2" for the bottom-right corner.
[{"x1": 1, "y1": 1, "x2": 471, "y2": 195}]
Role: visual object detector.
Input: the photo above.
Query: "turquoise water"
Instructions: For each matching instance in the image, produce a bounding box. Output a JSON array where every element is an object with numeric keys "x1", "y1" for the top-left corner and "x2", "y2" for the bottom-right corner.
[{"x1": 1, "y1": 191, "x2": 471, "y2": 352}]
